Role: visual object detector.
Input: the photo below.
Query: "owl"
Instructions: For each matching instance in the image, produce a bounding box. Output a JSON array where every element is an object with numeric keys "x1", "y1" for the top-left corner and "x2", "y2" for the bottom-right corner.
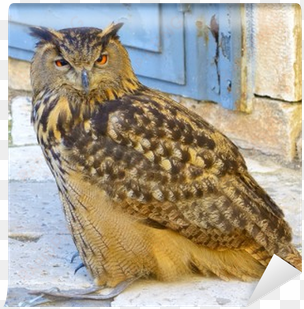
[{"x1": 29, "y1": 23, "x2": 301, "y2": 300}]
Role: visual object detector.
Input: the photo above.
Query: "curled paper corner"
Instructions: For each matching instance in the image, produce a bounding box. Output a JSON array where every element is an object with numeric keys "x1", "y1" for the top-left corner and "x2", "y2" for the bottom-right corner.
[{"x1": 247, "y1": 254, "x2": 301, "y2": 306}]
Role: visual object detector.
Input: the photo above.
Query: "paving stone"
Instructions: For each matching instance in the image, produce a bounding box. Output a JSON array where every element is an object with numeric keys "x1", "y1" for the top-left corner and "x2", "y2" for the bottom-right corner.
[
  {"x1": 9, "y1": 145, "x2": 53, "y2": 182},
  {"x1": 245, "y1": 157, "x2": 281, "y2": 174},
  {"x1": 112, "y1": 277, "x2": 256, "y2": 306},
  {"x1": 10, "y1": 96, "x2": 37, "y2": 146}
]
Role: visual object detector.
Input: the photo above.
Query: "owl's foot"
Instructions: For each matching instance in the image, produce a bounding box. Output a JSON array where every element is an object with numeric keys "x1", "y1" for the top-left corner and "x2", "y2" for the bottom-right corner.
[{"x1": 22, "y1": 278, "x2": 136, "y2": 306}]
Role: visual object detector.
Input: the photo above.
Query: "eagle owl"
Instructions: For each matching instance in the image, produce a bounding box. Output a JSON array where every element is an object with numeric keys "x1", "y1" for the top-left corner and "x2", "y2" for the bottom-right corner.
[{"x1": 30, "y1": 23, "x2": 301, "y2": 297}]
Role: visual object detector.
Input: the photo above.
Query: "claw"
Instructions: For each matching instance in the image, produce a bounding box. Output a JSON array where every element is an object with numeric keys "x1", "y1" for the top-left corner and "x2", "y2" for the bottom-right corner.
[
  {"x1": 70, "y1": 252, "x2": 80, "y2": 263},
  {"x1": 74, "y1": 262, "x2": 85, "y2": 274}
]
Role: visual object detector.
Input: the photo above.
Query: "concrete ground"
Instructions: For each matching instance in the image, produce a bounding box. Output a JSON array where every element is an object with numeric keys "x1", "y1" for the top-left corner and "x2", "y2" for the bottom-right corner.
[{"x1": 6, "y1": 96, "x2": 302, "y2": 307}]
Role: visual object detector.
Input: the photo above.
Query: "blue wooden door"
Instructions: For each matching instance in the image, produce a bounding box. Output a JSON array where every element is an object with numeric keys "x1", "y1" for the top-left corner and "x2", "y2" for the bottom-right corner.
[{"x1": 9, "y1": 3, "x2": 246, "y2": 110}]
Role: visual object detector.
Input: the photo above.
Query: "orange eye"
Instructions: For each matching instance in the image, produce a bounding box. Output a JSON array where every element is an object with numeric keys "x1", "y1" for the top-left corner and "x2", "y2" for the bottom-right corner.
[
  {"x1": 55, "y1": 59, "x2": 69, "y2": 67},
  {"x1": 96, "y1": 54, "x2": 108, "y2": 66}
]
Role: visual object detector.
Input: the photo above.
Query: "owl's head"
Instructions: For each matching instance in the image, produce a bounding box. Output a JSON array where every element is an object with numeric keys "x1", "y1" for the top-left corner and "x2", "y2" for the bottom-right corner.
[{"x1": 30, "y1": 23, "x2": 138, "y2": 97}]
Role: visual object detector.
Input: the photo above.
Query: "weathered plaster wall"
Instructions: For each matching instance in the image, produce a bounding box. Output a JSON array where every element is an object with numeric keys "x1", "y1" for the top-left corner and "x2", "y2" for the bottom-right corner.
[{"x1": 254, "y1": 4, "x2": 301, "y2": 102}]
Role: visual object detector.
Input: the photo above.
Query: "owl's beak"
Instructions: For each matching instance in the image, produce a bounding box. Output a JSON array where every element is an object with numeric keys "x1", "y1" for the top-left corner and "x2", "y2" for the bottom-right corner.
[{"x1": 81, "y1": 70, "x2": 90, "y2": 94}]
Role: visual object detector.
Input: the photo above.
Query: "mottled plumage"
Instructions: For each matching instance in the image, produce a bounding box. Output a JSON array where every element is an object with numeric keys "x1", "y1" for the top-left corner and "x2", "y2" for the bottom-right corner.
[{"x1": 30, "y1": 23, "x2": 301, "y2": 290}]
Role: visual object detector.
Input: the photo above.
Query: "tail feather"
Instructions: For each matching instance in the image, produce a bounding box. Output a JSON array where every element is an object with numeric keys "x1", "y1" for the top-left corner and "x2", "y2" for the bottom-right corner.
[
  {"x1": 220, "y1": 174, "x2": 302, "y2": 272},
  {"x1": 245, "y1": 244, "x2": 272, "y2": 267},
  {"x1": 245, "y1": 243, "x2": 302, "y2": 271},
  {"x1": 278, "y1": 243, "x2": 302, "y2": 271}
]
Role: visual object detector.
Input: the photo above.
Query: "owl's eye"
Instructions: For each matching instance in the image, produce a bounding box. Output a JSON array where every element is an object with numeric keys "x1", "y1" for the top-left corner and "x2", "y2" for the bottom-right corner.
[
  {"x1": 95, "y1": 54, "x2": 108, "y2": 66},
  {"x1": 55, "y1": 59, "x2": 69, "y2": 68}
]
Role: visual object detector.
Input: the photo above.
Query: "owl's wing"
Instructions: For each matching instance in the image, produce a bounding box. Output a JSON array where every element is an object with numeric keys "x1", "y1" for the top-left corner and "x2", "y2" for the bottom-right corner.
[{"x1": 64, "y1": 91, "x2": 292, "y2": 255}]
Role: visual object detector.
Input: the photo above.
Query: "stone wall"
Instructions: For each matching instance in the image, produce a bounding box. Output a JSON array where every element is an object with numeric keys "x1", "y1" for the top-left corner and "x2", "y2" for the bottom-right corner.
[
  {"x1": 178, "y1": 97, "x2": 301, "y2": 163},
  {"x1": 8, "y1": 57, "x2": 31, "y2": 92},
  {"x1": 179, "y1": 4, "x2": 302, "y2": 162},
  {"x1": 254, "y1": 4, "x2": 301, "y2": 102}
]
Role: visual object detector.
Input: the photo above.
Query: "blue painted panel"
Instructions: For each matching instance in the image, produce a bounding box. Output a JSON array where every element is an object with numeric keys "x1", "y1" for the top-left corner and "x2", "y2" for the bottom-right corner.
[
  {"x1": 8, "y1": 3, "x2": 244, "y2": 110},
  {"x1": 187, "y1": 4, "x2": 221, "y2": 103},
  {"x1": 218, "y1": 4, "x2": 242, "y2": 110},
  {"x1": 9, "y1": 3, "x2": 161, "y2": 52},
  {"x1": 129, "y1": 4, "x2": 185, "y2": 85},
  {"x1": 9, "y1": 3, "x2": 185, "y2": 85}
]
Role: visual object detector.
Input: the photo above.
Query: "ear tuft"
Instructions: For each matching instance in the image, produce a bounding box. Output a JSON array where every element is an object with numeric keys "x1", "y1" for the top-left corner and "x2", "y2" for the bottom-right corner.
[
  {"x1": 29, "y1": 26, "x2": 63, "y2": 43},
  {"x1": 29, "y1": 26, "x2": 53, "y2": 42},
  {"x1": 107, "y1": 22, "x2": 124, "y2": 37},
  {"x1": 99, "y1": 22, "x2": 124, "y2": 45}
]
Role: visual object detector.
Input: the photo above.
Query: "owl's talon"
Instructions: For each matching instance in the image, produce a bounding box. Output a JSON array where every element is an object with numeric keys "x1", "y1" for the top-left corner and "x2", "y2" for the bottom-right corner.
[{"x1": 74, "y1": 262, "x2": 85, "y2": 274}]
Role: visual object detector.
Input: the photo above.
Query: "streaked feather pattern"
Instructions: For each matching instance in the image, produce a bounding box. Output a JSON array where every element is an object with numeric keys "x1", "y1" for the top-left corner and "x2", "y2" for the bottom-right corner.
[{"x1": 30, "y1": 24, "x2": 301, "y2": 288}]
